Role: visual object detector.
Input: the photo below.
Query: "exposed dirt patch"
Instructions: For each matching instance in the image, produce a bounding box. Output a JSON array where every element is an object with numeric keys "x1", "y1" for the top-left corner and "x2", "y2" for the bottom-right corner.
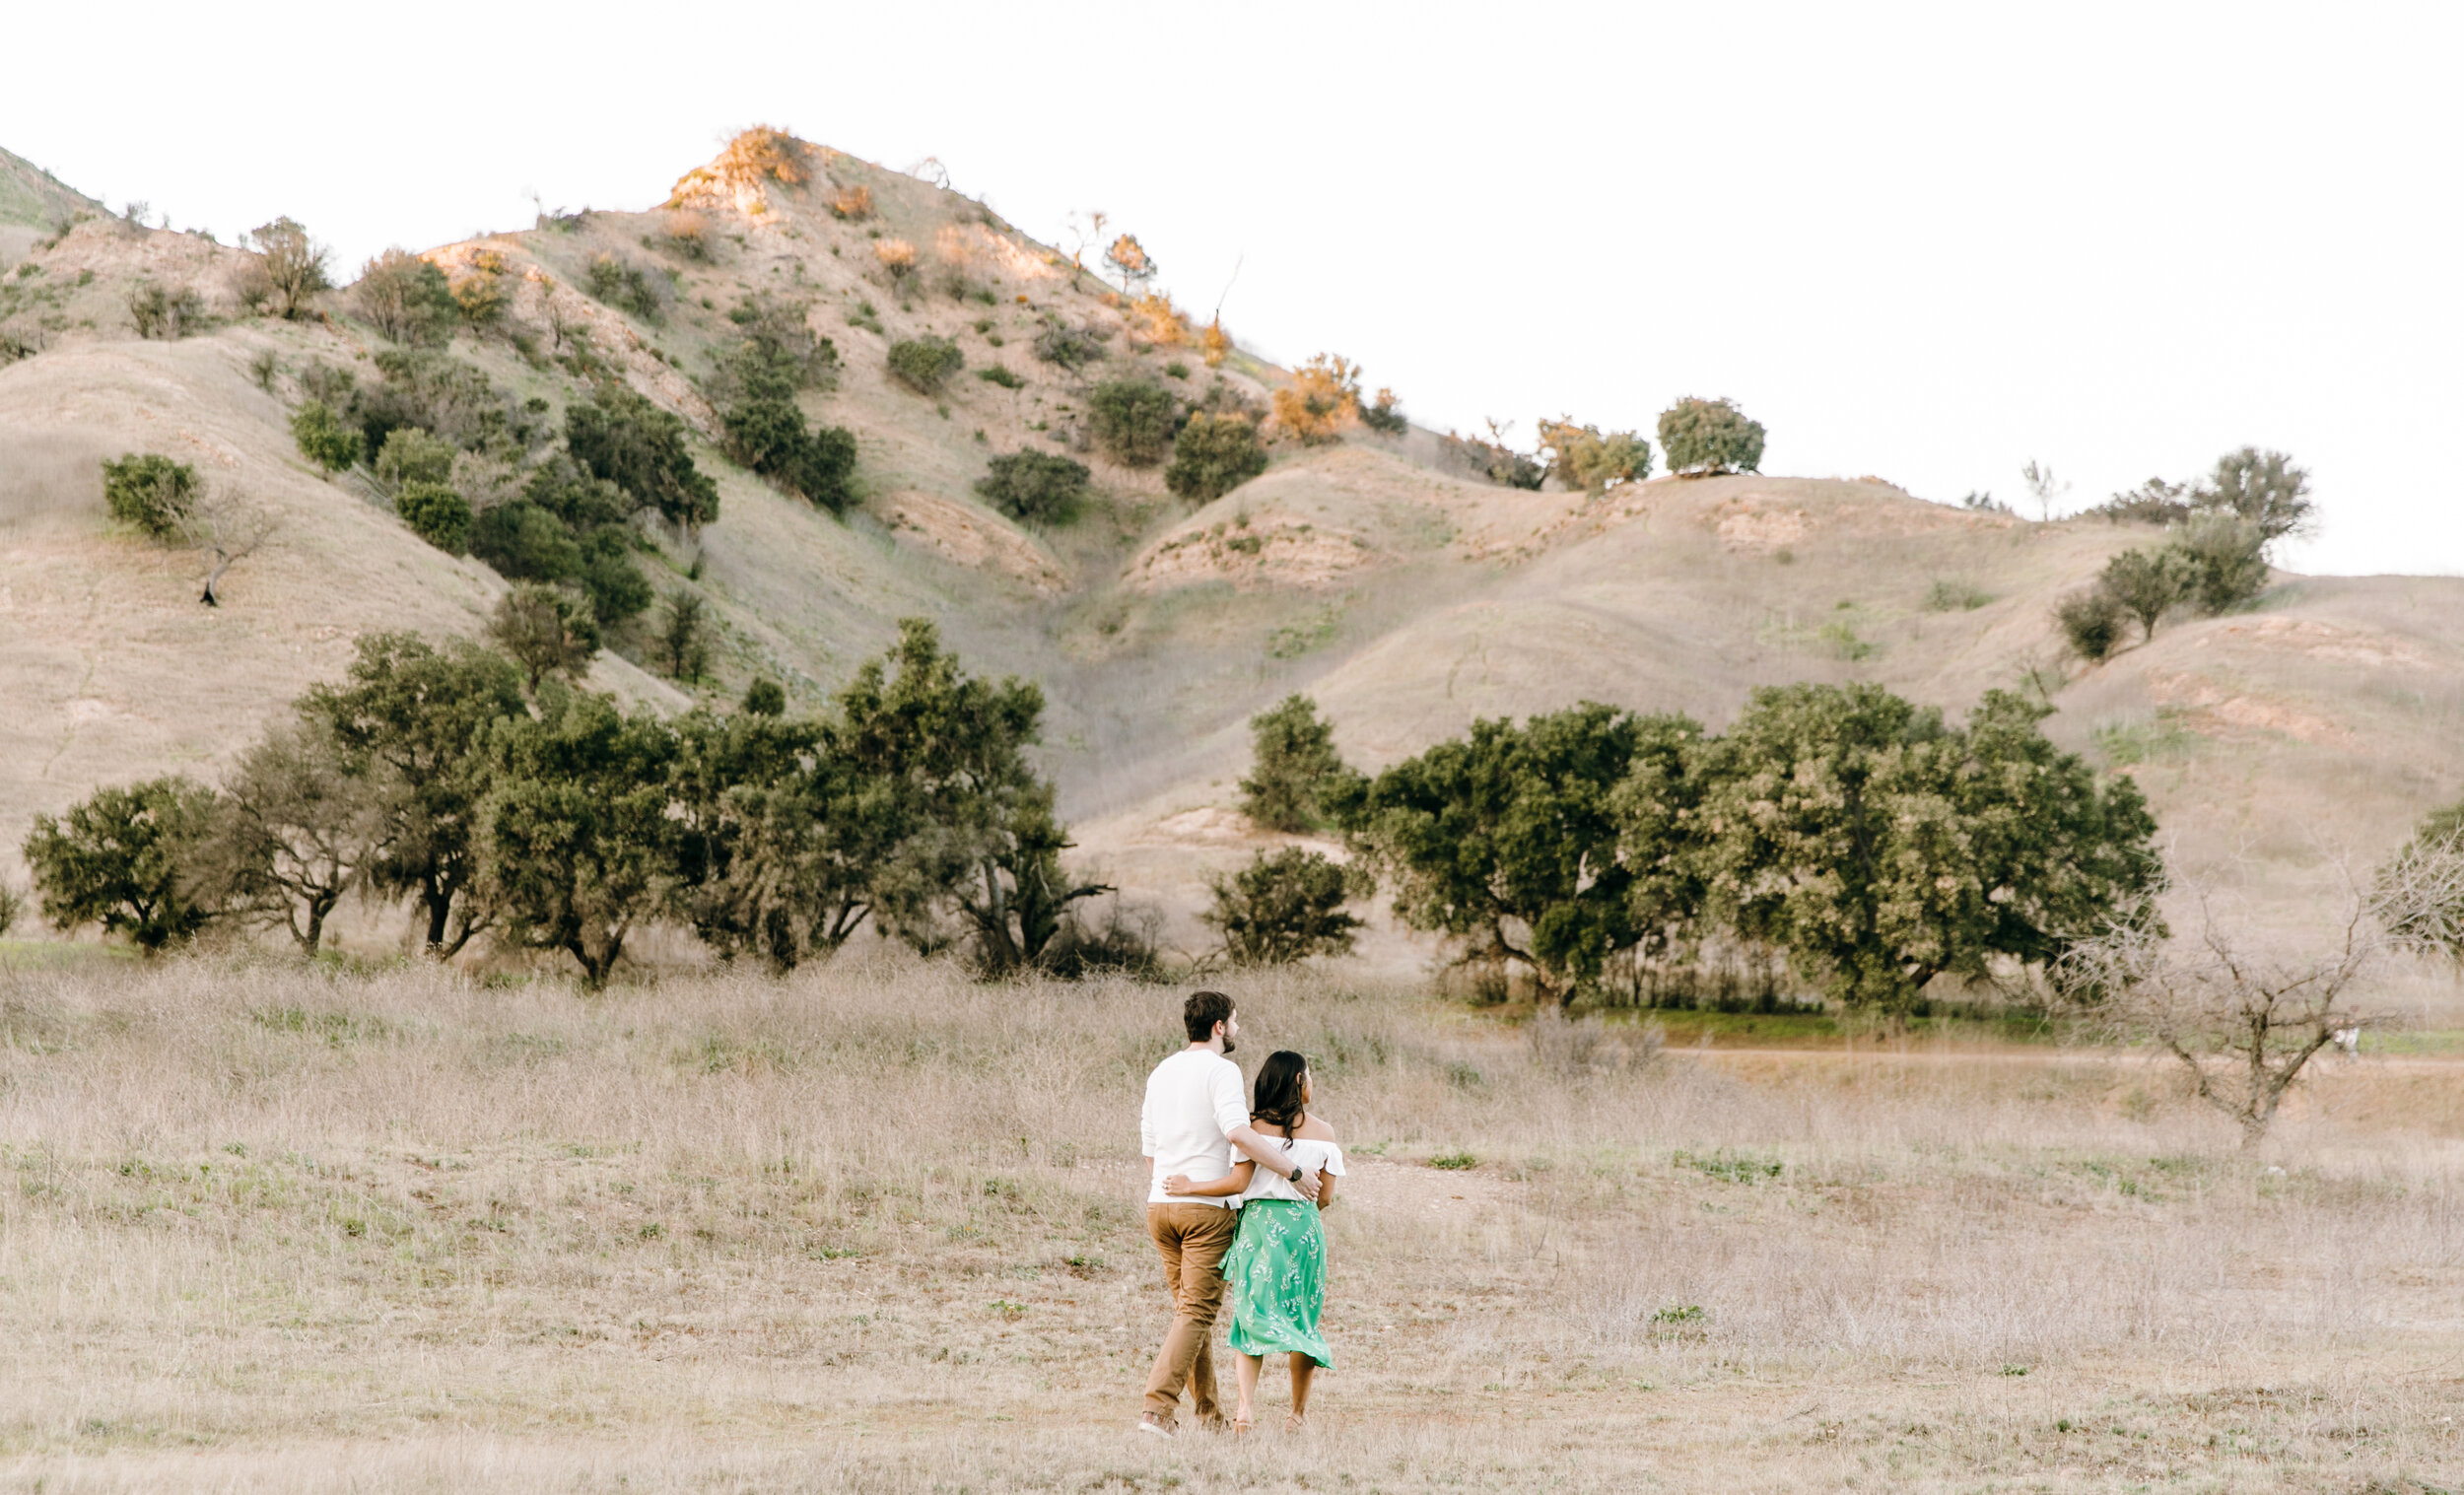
[
  {"x1": 1711, "y1": 499, "x2": 1812, "y2": 553},
  {"x1": 1130, "y1": 511, "x2": 1375, "y2": 592},
  {"x1": 2206, "y1": 616, "x2": 2438, "y2": 670},
  {"x1": 880, "y1": 489, "x2": 1064, "y2": 593},
  {"x1": 2146, "y1": 670, "x2": 2356, "y2": 747}
]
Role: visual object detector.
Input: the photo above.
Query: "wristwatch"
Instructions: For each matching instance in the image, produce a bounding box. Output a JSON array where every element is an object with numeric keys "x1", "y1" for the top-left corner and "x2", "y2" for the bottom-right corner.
[{"x1": 1288, "y1": 1165, "x2": 1306, "y2": 1183}]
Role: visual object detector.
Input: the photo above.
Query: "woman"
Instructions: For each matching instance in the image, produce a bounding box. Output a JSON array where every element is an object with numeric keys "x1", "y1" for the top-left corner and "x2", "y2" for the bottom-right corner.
[{"x1": 1164, "y1": 1049, "x2": 1343, "y2": 1433}]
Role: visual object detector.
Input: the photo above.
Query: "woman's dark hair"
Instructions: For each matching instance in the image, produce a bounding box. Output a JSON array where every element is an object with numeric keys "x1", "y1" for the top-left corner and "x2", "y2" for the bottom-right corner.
[{"x1": 1251, "y1": 1050, "x2": 1309, "y2": 1140}]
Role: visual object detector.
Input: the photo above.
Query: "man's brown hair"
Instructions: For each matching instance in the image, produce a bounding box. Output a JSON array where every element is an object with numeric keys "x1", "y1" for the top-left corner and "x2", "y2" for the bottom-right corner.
[{"x1": 1183, "y1": 989, "x2": 1234, "y2": 1043}]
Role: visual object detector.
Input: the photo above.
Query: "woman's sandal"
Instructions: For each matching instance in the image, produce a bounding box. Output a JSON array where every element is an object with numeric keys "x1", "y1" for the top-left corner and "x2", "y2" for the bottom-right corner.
[
  {"x1": 1231, "y1": 1414, "x2": 1255, "y2": 1437},
  {"x1": 1283, "y1": 1414, "x2": 1307, "y2": 1434}
]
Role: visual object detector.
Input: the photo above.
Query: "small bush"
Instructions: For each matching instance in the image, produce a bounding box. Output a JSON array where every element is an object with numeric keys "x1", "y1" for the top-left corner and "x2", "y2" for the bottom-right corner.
[
  {"x1": 248, "y1": 217, "x2": 331, "y2": 320},
  {"x1": 1444, "y1": 427, "x2": 1544, "y2": 490},
  {"x1": 1164, "y1": 412, "x2": 1267, "y2": 503},
  {"x1": 716, "y1": 126, "x2": 807, "y2": 188},
  {"x1": 723, "y1": 294, "x2": 839, "y2": 390},
  {"x1": 2056, "y1": 587, "x2": 2127, "y2": 661},
  {"x1": 373, "y1": 427, "x2": 456, "y2": 492},
  {"x1": 352, "y1": 248, "x2": 457, "y2": 346},
  {"x1": 291, "y1": 400, "x2": 363, "y2": 472},
  {"x1": 1537, "y1": 418, "x2": 1651, "y2": 492},
  {"x1": 1127, "y1": 292, "x2": 1188, "y2": 347},
  {"x1": 1200, "y1": 316, "x2": 1232, "y2": 368},
  {"x1": 2173, "y1": 513, "x2": 2271, "y2": 613},
  {"x1": 2100, "y1": 546, "x2": 2193, "y2": 643},
  {"x1": 976, "y1": 450, "x2": 1090, "y2": 524},
  {"x1": 1086, "y1": 379, "x2": 1177, "y2": 467},
  {"x1": 976, "y1": 365, "x2": 1024, "y2": 389},
  {"x1": 583, "y1": 253, "x2": 668, "y2": 321},
  {"x1": 1239, "y1": 694, "x2": 1355, "y2": 832},
  {"x1": 885, "y1": 335, "x2": 963, "y2": 395},
  {"x1": 874, "y1": 238, "x2": 919, "y2": 295},
  {"x1": 1033, "y1": 321, "x2": 1107, "y2": 370},
  {"x1": 1658, "y1": 396, "x2": 1765, "y2": 475},
  {"x1": 741, "y1": 679, "x2": 787, "y2": 716},
  {"x1": 489, "y1": 582, "x2": 600, "y2": 690},
  {"x1": 719, "y1": 357, "x2": 858, "y2": 514},
  {"x1": 1203, "y1": 848, "x2": 1364, "y2": 966},
  {"x1": 99, "y1": 453, "x2": 197, "y2": 538},
  {"x1": 449, "y1": 252, "x2": 509, "y2": 331},
  {"x1": 395, "y1": 481, "x2": 473, "y2": 555},
  {"x1": 1923, "y1": 578, "x2": 1993, "y2": 612},
  {"x1": 829, "y1": 184, "x2": 874, "y2": 221},
  {"x1": 1360, "y1": 386, "x2": 1407, "y2": 436},
  {"x1": 661, "y1": 211, "x2": 712, "y2": 261},
  {"x1": 658, "y1": 590, "x2": 712, "y2": 681},
  {"x1": 471, "y1": 502, "x2": 584, "y2": 583},
  {"x1": 126, "y1": 280, "x2": 203, "y2": 340},
  {"x1": 1271, "y1": 354, "x2": 1360, "y2": 445}
]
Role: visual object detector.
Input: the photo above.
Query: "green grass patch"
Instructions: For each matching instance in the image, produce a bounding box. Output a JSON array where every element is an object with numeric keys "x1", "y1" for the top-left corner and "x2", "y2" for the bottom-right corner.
[{"x1": 2093, "y1": 708, "x2": 2200, "y2": 767}]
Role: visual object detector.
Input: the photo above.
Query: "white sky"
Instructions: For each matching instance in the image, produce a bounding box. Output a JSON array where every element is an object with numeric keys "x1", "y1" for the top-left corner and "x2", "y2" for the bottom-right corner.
[{"x1": 8, "y1": 2, "x2": 2459, "y2": 576}]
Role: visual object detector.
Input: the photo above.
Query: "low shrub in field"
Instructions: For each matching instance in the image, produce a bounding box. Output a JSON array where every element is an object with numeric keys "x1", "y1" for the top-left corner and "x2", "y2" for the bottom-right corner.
[
  {"x1": 1033, "y1": 320, "x2": 1107, "y2": 371},
  {"x1": 373, "y1": 427, "x2": 456, "y2": 493},
  {"x1": 127, "y1": 280, "x2": 203, "y2": 339},
  {"x1": 1360, "y1": 386, "x2": 1406, "y2": 435},
  {"x1": 2056, "y1": 587, "x2": 2127, "y2": 661},
  {"x1": 1924, "y1": 578, "x2": 1993, "y2": 612},
  {"x1": 1537, "y1": 417, "x2": 1651, "y2": 492},
  {"x1": 829, "y1": 184, "x2": 874, "y2": 221},
  {"x1": 1203, "y1": 847, "x2": 1363, "y2": 966},
  {"x1": 396, "y1": 481, "x2": 472, "y2": 554},
  {"x1": 100, "y1": 452, "x2": 197, "y2": 537},
  {"x1": 1164, "y1": 412, "x2": 1266, "y2": 503},
  {"x1": 1658, "y1": 395, "x2": 1765, "y2": 475},
  {"x1": 886, "y1": 335, "x2": 963, "y2": 395},
  {"x1": 353, "y1": 248, "x2": 457, "y2": 345},
  {"x1": 976, "y1": 365, "x2": 1024, "y2": 389},
  {"x1": 1086, "y1": 379, "x2": 1176, "y2": 467},
  {"x1": 584, "y1": 253, "x2": 668, "y2": 321},
  {"x1": 874, "y1": 238, "x2": 919, "y2": 296},
  {"x1": 975, "y1": 450, "x2": 1090, "y2": 524},
  {"x1": 661, "y1": 211, "x2": 712, "y2": 261},
  {"x1": 292, "y1": 401, "x2": 363, "y2": 472},
  {"x1": 1271, "y1": 354, "x2": 1360, "y2": 445}
]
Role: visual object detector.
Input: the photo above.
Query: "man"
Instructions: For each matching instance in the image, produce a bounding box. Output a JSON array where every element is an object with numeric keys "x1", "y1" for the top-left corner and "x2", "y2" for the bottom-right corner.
[{"x1": 1137, "y1": 989, "x2": 1320, "y2": 1438}]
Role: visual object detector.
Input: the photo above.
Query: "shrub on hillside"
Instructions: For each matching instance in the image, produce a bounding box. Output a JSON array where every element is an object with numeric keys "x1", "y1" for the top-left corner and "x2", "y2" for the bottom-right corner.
[
  {"x1": 1200, "y1": 316, "x2": 1232, "y2": 368},
  {"x1": 449, "y1": 251, "x2": 510, "y2": 332},
  {"x1": 1087, "y1": 379, "x2": 1177, "y2": 467},
  {"x1": 1271, "y1": 354, "x2": 1360, "y2": 445},
  {"x1": 2199, "y1": 446, "x2": 2313, "y2": 542},
  {"x1": 1103, "y1": 234, "x2": 1156, "y2": 293},
  {"x1": 1658, "y1": 396, "x2": 1765, "y2": 476},
  {"x1": 829, "y1": 184, "x2": 874, "y2": 221},
  {"x1": 658, "y1": 590, "x2": 711, "y2": 682},
  {"x1": 471, "y1": 502, "x2": 584, "y2": 585},
  {"x1": 740, "y1": 678, "x2": 787, "y2": 715},
  {"x1": 396, "y1": 481, "x2": 473, "y2": 555},
  {"x1": 1164, "y1": 412, "x2": 1267, "y2": 503},
  {"x1": 353, "y1": 248, "x2": 458, "y2": 346},
  {"x1": 874, "y1": 238, "x2": 919, "y2": 297},
  {"x1": 660, "y1": 211, "x2": 712, "y2": 262},
  {"x1": 722, "y1": 386, "x2": 859, "y2": 514},
  {"x1": 1240, "y1": 695, "x2": 1357, "y2": 833},
  {"x1": 583, "y1": 253, "x2": 669, "y2": 322},
  {"x1": 2055, "y1": 587, "x2": 2127, "y2": 661},
  {"x1": 1033, "y1": 320, "x2": 1107, "y2": 371},
  {"x1": 1360, "y1": 387, "x2": 1407, "y2": 436},
  {"x1": 722, "y1": 294, "x2": 840, "y2": 390},
  {"x1": 1204, "y1": 848, "x2": 1364, "y2": 967},
  {"x1": 2100, "y1": 547, "x2": 2194, "y2": 644},
  {"x1": 100, "y1": 452, "x2": 197, "y2": 538},
  {"x1": 1442, "y1": 425, "x2": 1544, "y2": 490},
  {"x1": 374, "y1": 427, "x2": 457, "y2": 493},
  {"x1": 248, "y1": 217, "x2": 331, "y2": 320},
  {"x1": 567, "y1": 387, "x2": 719, "y2": 530},
  {"x1": 1538, "y1": 418, "x2": 1652, "y2": 493},
  {"x1": 976, "y1": 365, "x2": 1025, "y2": 390},
  {"x1": 718, "y1": 125, "x2": 807, "y2": 187},
  {"x1": 885, "y1": 335, "x2": 963, "y2": 395},
  {"x1": 1127, "y1": 292, "x2": 1188, "y2": 347},
  {"x1": 489, "y1": 582, "x2": 600, "y2": 691},
  {"x1": 2174, "y1": 513, "x2": 2271, "y2": 613},
  {"x1": 292, "y1": 400, "x2": 363, "y2": 473},
  {"x1": 976, "y1": 450, "x2": 1090, "y2": 524},
  {"x1": 127, "y1": 280, "x2": 203, "y2": 340},
  {"x1": 22, "y1": 777, "x2": 226, "y2": 954}
]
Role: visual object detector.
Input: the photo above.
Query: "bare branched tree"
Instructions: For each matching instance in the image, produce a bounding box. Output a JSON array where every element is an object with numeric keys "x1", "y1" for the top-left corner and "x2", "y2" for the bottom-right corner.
[
  {"x1": 2020, "y1": 459, "x2": 2072, "y2": 522},
  {"x1": 2371, "y1": 832, "x2": 2464, "y2": 964},
  {"x1": 180, "y1": 492, "x2": 278, "y2": 606},
  {"x1": 2058, "y1": 861, "x2": 2457, "y2": 1144}
]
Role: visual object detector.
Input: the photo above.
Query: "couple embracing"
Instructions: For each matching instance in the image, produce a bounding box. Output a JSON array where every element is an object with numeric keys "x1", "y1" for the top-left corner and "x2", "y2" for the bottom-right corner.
[{"x1": 1137, "y1": 990, "x2": 1345, "y2": 1438}]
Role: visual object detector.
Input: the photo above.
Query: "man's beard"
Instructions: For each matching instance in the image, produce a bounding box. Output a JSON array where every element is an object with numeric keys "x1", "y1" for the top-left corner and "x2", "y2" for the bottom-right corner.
[{"x1": 1221, "y1": 1036, "x2": 1236, "y2": 1056}]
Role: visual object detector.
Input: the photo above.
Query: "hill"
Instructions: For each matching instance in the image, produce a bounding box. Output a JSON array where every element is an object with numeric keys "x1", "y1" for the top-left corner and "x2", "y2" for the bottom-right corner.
[
  {"x1": 0, "y1": 145, "x2": 103, "y2": 266},
  {"x1": 2, "y1": 130, "x2": 2458, "y2": 966}
]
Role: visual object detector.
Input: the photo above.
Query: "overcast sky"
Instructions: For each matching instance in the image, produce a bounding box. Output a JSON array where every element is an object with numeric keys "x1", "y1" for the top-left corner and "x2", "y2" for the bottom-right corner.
[{"x1": 9, "y1": 2, "x2": 2458, "y2": 575}]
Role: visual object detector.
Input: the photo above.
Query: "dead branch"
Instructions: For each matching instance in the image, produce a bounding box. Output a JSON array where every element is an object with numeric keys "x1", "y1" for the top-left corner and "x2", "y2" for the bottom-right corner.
[{"x1": 180, "y1": 491, "x2": 278, "y2": 606}]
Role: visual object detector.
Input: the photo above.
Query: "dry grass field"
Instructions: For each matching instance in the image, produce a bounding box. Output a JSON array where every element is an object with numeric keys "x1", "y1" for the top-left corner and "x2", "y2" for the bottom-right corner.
[{"x1": 3, "y1": 950, "x2": 2461, "y2": 1491}]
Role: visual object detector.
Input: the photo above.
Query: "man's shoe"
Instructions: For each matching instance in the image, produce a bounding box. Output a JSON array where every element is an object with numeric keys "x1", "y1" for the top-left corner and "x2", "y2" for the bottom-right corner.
[{"x1": 1137, "y1": 1413, "x2": 1176, "y2": 1439}]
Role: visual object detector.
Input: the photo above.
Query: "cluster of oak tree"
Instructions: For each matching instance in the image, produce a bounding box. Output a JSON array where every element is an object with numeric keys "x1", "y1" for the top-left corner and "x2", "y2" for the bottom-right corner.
[
  {"x1": 1223, "y1": 683, "x2": 2165, "y2": 1013},
  {"x1": 2055, "y1": 446, "x2": 2314, "y2": 658},
  {"x1": 20, "y1": 621, "x2": 1126, "y2": 987}
]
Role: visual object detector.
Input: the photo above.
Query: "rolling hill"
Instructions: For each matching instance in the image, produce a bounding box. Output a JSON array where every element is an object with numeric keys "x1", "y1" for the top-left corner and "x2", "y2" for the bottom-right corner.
[{"x1": 3, "y1": 131, "x2": 2458, "y2": 967}]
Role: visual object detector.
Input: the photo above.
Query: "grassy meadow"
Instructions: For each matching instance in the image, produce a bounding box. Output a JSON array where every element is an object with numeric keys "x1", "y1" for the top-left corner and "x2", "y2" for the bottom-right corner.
[{"x1": 0, "y1": 950, "x2": 2460, "y2": 1491}]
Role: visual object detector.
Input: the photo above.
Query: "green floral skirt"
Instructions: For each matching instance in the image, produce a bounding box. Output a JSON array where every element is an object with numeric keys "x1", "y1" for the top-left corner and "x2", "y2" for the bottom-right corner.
[{"x1": 1223, "y1": 1199, "x2": 1334, "y2": 1367}]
